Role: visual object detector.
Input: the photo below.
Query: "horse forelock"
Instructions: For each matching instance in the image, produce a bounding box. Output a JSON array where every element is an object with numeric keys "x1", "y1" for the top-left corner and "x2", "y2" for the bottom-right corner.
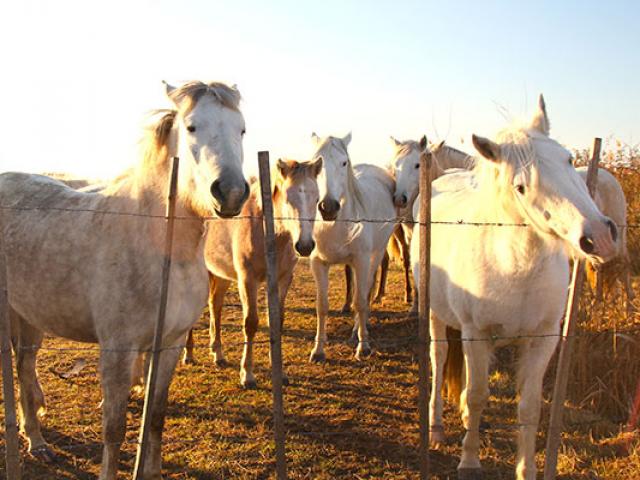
[{"x1": 169, "y1": 81, "x2": 241, "y2": 114}]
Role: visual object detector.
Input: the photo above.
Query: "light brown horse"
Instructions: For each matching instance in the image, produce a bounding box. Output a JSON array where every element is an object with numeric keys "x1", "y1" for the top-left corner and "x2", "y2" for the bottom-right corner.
[
  {"x1": 183, "y1": 158, "x2": 321, "y2": 387},
  {"x1": 0, "y1": 81, "x2": 249, "y2": 480}
]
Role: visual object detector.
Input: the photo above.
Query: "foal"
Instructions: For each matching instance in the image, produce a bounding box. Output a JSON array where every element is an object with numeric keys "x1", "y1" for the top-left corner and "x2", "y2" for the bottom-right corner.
[{"x1": 184, "y1": 159, "x2": 321, "y2": 387}]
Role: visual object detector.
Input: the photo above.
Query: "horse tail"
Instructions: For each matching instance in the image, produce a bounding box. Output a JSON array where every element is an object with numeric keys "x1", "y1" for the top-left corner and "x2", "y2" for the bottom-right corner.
[{"x1": 443, "y1": 326, "x2": 464, "y2": 408}]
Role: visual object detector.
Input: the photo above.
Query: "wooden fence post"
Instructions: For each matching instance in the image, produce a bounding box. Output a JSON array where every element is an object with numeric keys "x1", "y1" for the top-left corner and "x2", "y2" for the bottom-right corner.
[
  {"x1": 0, "y1": 227, "x2": 21, "y2": 479},
  {"x1": 257, "y1": 151, "x2": 288, "y2": 480},
  {"x1": 417, "y1": 149, "x2": 432, "y2": 480},
  {"x1": 133, "y1": 156, "x2": 180, "y2": 479},
  {"x1": 543, "y1": 138, "x2": 601, "y2": 479}
]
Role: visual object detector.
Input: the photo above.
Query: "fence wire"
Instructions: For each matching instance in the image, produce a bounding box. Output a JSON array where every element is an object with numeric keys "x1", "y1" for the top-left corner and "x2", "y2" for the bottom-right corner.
[{"x1": 1, "y1": 178, "x2": 639, "y2": 478}]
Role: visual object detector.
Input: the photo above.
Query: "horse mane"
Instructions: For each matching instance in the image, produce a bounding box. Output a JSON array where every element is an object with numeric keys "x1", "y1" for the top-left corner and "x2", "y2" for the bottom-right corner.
[
  {"x1": 432, "y1": 142, "x2": 476, "y2": 170},
  {"x1": 324, "y1": 137, "x2": 367, "y2": 216},
  {"x1": 472, "y1": 125, "x2": 538, "y2": 205},
  {"x1": 168, "y1": 81, "x2": 241, "y2": 114}
]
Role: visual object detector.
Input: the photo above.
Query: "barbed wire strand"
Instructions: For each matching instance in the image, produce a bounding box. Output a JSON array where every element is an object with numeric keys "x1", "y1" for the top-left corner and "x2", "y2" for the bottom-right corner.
[{"x1": 3, "y1": 204, "x2": 640, "y2": 229}]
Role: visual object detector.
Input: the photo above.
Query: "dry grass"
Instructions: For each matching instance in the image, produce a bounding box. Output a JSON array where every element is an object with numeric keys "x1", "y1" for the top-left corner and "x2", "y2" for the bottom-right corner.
[
  {"x1": 1, "y1": 260, "x2": 639, "y2": 479},
  {"x1": 2, "y1": 144, "x2": 640, "y2": 478}
]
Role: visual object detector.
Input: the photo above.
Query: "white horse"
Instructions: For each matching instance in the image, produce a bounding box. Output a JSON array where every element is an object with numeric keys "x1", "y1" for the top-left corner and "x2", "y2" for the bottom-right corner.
[
  {"x1": 341, "y1": 135, "x2": 432, "y2": 310},
  {"x1": 411, "y1": 96, "x2": 617, "y2": 479},
  {"x1": 433, "y1": 141, "x2": 635, "y2": 313},
  {"x1": 308, "y1": 132, "x2": 396, "y2": 361},
  {"x1": 578, "y1": 167, "x2": 635, "y2": 312},
  {"x1": 0, "y1": 81, "x2": 249, "y2": 480}
]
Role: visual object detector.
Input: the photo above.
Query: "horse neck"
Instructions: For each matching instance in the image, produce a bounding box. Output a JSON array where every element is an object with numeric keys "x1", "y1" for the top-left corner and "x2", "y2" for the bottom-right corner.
[
  {"x1": 271, "y1": 185, "x2": 294, "y2": 244},
  {"x1": 475, "y1": 182, "x2": 562, "y2": 272},
  {"x1": 103, "y1": 160, "x2": 206, "y2": 259}
]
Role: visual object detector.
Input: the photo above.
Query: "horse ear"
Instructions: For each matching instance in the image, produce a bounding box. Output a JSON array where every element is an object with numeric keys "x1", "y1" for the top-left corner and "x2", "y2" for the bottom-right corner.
[
  {"x1": 434, "y1": 140, "x2": 445, "y2": 152},
  {"x1": 472, "y1": 134, "x2": 500, "y2": 162},
  {"x1": 390, "y1": 136, "x2": 401, "y2": 147},
  {"x1": 277, "y1": 158, "x2": 291, "y2": 178},
  {"x1": 311, "y1": 132, "x2": 320, "y2": 145},
  {"x1": 530, "y1": 94, "x2": 550, "y2": 136},
  {"x1": 342, "y1": 132, "x2": 352, "y2": 147},
  {"x1": 419, "y1": 135, "x2": 428, "y2": 152},
  {"x1": 311, "y1": 156, "x2": 323, "y2": 177},
  {"x1": 163, "y1": 80, "x2": 176, "y2": 98}
]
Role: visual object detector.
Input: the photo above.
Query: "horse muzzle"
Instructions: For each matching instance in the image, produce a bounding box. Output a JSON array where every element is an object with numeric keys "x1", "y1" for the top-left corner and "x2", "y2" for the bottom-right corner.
[
  {"x1": 394, "y1": 193, "x2": 408, "y2": 209},
  {"x1": 318, "y1": 198, "x2": 340, "y2": 221},
  {"x1": 579, "y1": 217, "x2": 618, "y2": 262},
  {"x1": 210, "y1": 176, "x2": 250, "y2": 218},
  {"x1": 295, "y1": 239, "x2": 316, "y2": 257}
]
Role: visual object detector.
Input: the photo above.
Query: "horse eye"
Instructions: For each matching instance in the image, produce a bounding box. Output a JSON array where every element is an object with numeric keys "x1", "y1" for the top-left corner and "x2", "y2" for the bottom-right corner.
[
  {"x1": 415, "y1": 163, "x2": 420, "y2": 169},
  {"x1": 342, "y1": 161, "x2": 347, "y2": 167},
  {"x1": 241, "y1": 129, "x2": 246, "y2": 136},
  {"x1": 516, "y1": 185, "x2": 525, "y2": 195},
  {"x1": 186, "y1": 125, "x2": 196, "y2": 133},
  {"x1": 568, "y1": 158, "x2": 573, "y2": 165}
]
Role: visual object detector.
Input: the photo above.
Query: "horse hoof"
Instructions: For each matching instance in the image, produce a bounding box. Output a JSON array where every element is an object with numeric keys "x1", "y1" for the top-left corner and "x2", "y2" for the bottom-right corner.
[
  {"x1": 31, "y1": 444, "x2": 56, "y2": 463},
  {"x1": 458, "y1": 468, "x2": 483, "y2": 480},
  {"x1": 182, "y1": 356, "x2": 197, "y2": 366},
  {"x1": 309, "y1": 351, "x2": 326, "y2": 363},
  {"x1": 355, "y1": 346, "x2": 372, "y2": 360},
  {"x1": 341, "y1": 304, "x2": 352, "y2": 314},
  {"x1": 241, "y1": 379, "x2": 257, "y2": 390},
  {"x1": 430, "y1": 425, "x2": 446, "y2": 446},
  {"x1": 373, "y1": 295, "x2": 383, "y2": 305},
  {"x1": 214, "y1": 358, "x2": 228, "y2": 368}
]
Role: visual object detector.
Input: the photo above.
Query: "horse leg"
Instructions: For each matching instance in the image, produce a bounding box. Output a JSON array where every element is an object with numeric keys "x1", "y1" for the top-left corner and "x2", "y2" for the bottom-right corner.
[
  {"x1": 99, "y1": 348, "x2": 138, "y2": 480},
  {"x1": 429, "y1": 312, "x2": 448, "y2": 446},
  {"x1": 209, "y1": 274, "x2": 230, "y2": 367},
  {"x1": 12, "y1": 313, "x2": 52, "y2": 461},
  {"x1": 182, "y1": 328, "x2": 196, "y2": 365},
  {"x1": 238, "y1": 275, "x2": 259, "y2": 388},
  {"x1": 401, "y1": 234, "x2": 413, "y2": 304},
  {"x1": 310, "y1": 257, "x2": 329, "y2": 362},
  {"x1": 139, "y1": 347, "x2": 182, "y2": 480},
  {"x1": 352, "y1": 255, "x2": 372, "y2": 360},
  {"x1": 341, "y1": 265, "x2": 354, "y2": 313},
  {"x1": 623, "y1": 258, "x2": 636, "y2": 317},
  {"x1": 276, "y1": 269, "x2": 294, "y2": 386},
  {"x1": 373, "y1": 251, "x2": 389, "y2": 304},
  {"x1": 515, "y1": 329, "x2": 559, "y2": 480},
  {"x1": 458, "y1": 332, "x2": 490, "y2": 476}
]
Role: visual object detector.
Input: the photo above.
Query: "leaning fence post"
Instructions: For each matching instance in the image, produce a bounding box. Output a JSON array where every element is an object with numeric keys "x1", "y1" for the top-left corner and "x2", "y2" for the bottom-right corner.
[
  {"x1": 133, "y1": 156, "x2": 180, "y2": 480},
  {"x1": 544, "y1": 138, "x2": 601, "y2": 479},
  {"x1": 0, "y1": 227, "x2": 21, "y2": 479},
  {"x1": 417, "y1": 149, "x2": 432, "y2": 480},
  {"x1": 257, "y1": 151, "x2": 288, "y2": 480}
]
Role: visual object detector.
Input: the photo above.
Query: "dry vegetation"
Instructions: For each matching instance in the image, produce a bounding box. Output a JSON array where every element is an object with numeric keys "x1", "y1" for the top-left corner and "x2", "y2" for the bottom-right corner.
[{"x1": 1, "y1": 144, "x2": 640, "y2": 479}]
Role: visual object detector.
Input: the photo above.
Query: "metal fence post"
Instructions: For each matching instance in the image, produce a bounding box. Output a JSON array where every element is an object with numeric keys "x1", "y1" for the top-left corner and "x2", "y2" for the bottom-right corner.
[
  {"x1": 133, "y1": 156, "x2": 180, "y2": 479},
  {"x1": 257, "y1": 151, "x2": 288, "y2": 480},
  {"x1": 543, "y1": 138, "x2": 601, "y2": 479}
]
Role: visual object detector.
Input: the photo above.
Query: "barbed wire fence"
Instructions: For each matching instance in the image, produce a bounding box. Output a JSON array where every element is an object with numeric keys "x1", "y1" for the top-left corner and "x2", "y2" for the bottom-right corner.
[{"x1": 0, "y1": 139, "x2": 638, "y2": 479}]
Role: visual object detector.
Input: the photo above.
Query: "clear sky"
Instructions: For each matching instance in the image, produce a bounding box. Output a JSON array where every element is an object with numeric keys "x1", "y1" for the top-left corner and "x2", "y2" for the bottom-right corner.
[{"x1": 1, "y1": 0, "x2": 638, "y2": 178}]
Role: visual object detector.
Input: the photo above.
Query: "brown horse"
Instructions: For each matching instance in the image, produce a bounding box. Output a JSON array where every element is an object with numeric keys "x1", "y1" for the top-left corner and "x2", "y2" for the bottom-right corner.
[{"x1": 183, "y1": 158, "x2": 321, "y2": 387}]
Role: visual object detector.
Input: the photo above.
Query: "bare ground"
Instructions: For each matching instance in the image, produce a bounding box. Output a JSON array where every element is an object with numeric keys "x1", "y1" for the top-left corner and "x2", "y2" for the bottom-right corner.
[{"x1": 1, "y1": 261, "x2": 639, "y2": 479}]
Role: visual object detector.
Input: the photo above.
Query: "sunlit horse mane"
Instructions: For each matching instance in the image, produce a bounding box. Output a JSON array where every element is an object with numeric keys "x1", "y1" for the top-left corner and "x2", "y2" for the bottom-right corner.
[
  {"x1": 316, "y1": 136, "x2": 366, "y2": 215},
  {"x1": 472, "y1": 125, "x2": 539, "y2": 201},
  {"x1": 168, "y1": 81, "x2": 242, "y2": 114}
]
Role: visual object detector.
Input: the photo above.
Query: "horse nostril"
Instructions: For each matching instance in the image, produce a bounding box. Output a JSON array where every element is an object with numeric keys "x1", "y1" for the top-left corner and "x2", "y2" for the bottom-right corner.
[
  {"x1": 606, "y1": 219, "x2": 618, "y2": 242},
  {"x1": 210, "y1": 179, "x2": 223, "y2": 200},
  {"x1": 579, "y1": 235, "x2": 595, "y2": 254}
]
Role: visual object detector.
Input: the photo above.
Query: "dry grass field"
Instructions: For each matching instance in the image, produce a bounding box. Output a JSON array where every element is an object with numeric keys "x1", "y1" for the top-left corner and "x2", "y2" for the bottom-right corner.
[{"x1": 2, "y1": 146, "x2": 640, "y2": 479}]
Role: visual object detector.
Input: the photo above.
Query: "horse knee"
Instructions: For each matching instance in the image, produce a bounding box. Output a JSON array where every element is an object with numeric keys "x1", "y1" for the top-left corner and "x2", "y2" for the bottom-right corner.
[{"x1": 244, "y1": 314, "x2": 259, "y2": 338}]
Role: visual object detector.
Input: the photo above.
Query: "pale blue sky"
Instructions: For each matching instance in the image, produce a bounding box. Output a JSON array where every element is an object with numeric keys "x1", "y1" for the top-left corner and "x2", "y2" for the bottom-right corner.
[{"x1": 1, "y1": 0, "x2": 638, "y2": 178}]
